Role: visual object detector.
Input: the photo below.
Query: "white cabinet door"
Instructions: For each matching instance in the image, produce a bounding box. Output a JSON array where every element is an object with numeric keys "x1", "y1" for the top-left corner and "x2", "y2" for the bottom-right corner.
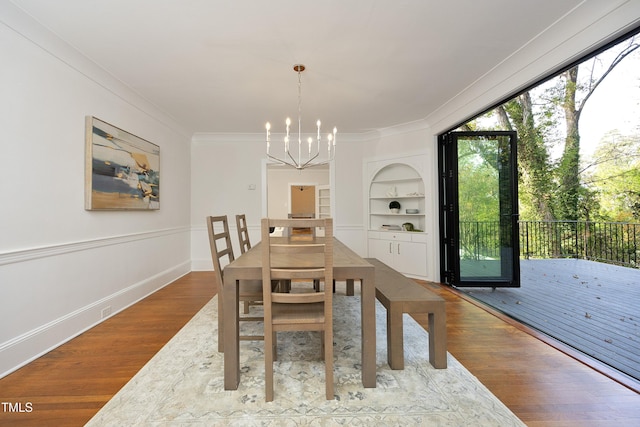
[
  {"x1": 394, "y1": 241, "x2": 427, "y2": 277},
  {"x1": 369, "y1": 237, "x2": 427, "y2": 277},
  {"x1": 368, "y1": 238, "x2": 395, "y2": 267}
]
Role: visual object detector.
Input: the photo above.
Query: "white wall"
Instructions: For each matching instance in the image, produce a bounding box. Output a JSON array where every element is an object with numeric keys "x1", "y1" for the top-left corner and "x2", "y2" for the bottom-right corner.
[
  {"x1": 0, "y1": 5, "x2": 192, "y2": 377},
  {"x1": 331, "y1": 138, "x2": 367, "y2": 253},
  {"x1": 190, "y1": 134, "x2": 266, "y2": 270},
  {"x1": 361, "y1": 126, "x2": 439, "y2": 280}
]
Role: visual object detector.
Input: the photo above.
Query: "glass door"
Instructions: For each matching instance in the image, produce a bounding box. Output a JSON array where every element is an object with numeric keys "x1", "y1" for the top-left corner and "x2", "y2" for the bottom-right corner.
[{"x1": 439, "y1": 131, "x2": 520, "y2": 287}]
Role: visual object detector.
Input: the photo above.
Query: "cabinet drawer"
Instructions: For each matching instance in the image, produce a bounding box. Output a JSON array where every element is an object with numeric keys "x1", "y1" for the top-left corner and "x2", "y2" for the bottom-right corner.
[
  {"x1": 386, "y1": 232, "x2": 411, "y2": 241},
  {"x1": 410, "y1": 233, "x2": 427, "y2": 243}
]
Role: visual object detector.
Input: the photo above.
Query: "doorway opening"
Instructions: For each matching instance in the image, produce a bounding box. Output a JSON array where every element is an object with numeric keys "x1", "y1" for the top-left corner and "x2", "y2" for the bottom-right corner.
[{"x1": 263, "y1": 162, "x2": 332, "y2": 220}]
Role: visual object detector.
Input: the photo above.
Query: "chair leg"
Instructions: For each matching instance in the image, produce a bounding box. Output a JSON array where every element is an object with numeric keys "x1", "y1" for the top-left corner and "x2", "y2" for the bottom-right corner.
[
  {"x1": 265, "y1": 328, "x2": 275, "y2": 402},
  {"x1": 324, "y1": 327, "x2": 334, "y2": 400},
  {"x1": 243, "y1": 301, "x2": 250, "y2": 314},
  {"x1": 272, "y1": 331, "x2": 277, "y2": 361}
]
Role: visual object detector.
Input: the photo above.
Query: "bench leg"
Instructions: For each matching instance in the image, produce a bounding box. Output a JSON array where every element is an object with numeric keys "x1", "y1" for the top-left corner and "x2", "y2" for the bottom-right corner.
[
  {"x1": 387, "y1": 303, "x2": 404, "y2": 370},
  {"x1": 428, "y1": 309, "x2": 447, "y2": 369}
]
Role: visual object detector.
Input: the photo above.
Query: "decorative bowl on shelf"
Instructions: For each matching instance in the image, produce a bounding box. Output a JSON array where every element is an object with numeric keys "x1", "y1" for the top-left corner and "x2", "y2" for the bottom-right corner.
[
  {"x1": 389, "y1": 200, "x2": 401, "y2": 214},
  {"x1": 406, "y1": 209, "x2": 419, "y2": 214}
]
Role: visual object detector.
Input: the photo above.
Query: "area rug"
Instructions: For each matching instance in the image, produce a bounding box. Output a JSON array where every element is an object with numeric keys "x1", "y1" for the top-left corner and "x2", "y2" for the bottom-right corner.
[{"x1": 87, "y1": 284, "x2": 524, "y2": 426}]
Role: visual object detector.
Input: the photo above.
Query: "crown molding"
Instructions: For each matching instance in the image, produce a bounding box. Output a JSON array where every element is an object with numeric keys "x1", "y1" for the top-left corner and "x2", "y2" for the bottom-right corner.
[{"x1": 191, "y1": 119, "x2": 431, "y2": 144}]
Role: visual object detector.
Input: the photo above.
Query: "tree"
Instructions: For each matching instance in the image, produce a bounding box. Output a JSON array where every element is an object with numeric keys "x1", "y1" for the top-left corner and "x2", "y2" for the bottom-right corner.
[
  {"x1": 499, "y1": 93, "x2": 556, "y2": 221},
  {"x1": 464, "y1": 35, "x2": 640, "y2": 222},
  {"x1": 556, "y1": 37, "x2": 640, "y2": 220},
  {"x1": 584, "y1": 131, "x2": 640, "y2": 221}
]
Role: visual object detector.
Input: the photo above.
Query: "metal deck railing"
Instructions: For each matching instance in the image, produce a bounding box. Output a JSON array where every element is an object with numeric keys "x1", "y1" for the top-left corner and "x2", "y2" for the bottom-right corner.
[{"x1": 460, "y1": 220, "x2": 639, "y2": 268}]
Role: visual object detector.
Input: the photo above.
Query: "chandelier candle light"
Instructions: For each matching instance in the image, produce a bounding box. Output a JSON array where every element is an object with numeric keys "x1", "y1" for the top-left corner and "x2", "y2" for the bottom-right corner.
[{"x1": 266, "y1": 64, "x2": 336, "y2": 170}]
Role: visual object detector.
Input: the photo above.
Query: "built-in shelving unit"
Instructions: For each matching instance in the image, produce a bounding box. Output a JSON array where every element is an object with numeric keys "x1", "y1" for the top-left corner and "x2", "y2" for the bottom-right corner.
[
  {"x1": 367, "y1": 160, "x2": 428, "y2": 278},
  {"x1": 316, "y1": 185, "x2": 330, "y2": 219},
  {"x1": 369, "y1": 164, "x2": 425, "y2": 232}
]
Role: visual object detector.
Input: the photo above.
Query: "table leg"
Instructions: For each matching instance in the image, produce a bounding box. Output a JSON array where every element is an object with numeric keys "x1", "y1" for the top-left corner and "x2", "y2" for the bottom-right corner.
[
  {"x1": 361, "y1": 268, "x2": 376, "y2": 387},
  {"x1": 346, "y1": 279, "x2": 355, "y2": 296},
  {"x1": 223, "y1": 274, "x2": 240, "y2": 390}
]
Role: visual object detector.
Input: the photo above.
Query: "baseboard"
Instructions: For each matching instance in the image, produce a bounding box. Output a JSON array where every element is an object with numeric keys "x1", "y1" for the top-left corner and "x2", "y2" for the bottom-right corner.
[{"x1": 0, "y1": 261, "x2": 190, "y2": 379}]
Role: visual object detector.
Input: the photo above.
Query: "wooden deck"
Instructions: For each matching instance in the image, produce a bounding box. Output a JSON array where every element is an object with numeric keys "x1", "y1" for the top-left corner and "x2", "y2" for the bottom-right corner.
[{"x1": 459, "y1": 259, "x2": 640, "y2": 384}]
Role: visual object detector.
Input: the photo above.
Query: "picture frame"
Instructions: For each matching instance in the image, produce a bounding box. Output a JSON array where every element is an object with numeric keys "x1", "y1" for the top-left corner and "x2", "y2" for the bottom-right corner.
[{"x1": 85, "y1": 116, "x2": 160, "y2": 210}]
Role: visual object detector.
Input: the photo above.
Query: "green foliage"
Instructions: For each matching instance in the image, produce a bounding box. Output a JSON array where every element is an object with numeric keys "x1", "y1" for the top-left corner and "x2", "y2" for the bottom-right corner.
[
  {"x1": 471, "y1": 95, "x2": 557, "y2": 221},
  {"x1": 585, "y1": 132, "x2": 640, "y2": 221},
  {"x1": 457, "y1": 138, "x2": 499, "y2": 222}
]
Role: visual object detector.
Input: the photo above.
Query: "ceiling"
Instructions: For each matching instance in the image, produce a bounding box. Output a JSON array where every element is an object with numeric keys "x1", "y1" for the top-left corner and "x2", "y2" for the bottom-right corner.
[{"x1": 12, "y1": 0, "x2": 586, "y2": 135}]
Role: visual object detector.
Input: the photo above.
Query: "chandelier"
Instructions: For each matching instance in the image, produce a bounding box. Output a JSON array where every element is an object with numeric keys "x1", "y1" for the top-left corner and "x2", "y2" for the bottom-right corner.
[{"x1": 265, "y1": 64, "x2": 336, "y2": 170}]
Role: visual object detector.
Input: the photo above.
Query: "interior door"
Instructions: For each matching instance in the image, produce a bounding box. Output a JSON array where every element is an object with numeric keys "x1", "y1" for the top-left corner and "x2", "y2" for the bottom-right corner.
[
  {"x1": 438, "y1": 131, "x2": 520, "y2": 287},
  {"x1": 290, "y1": 185, "x2": 315, "y2": 215}
]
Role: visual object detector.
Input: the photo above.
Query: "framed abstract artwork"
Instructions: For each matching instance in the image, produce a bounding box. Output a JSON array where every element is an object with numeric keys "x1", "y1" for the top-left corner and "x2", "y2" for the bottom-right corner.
[{"x1": 85, "y1": 116, "x2": 160, "y2": 210}]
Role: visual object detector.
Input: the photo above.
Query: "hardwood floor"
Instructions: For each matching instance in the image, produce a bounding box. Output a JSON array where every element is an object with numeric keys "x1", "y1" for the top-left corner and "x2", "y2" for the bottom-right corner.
[
  {"x1": 1, "y1": 272, "x2": 638, "y2": 426},
  {"x1": 0, "y1": 273, "x2": 216, "y2": 427}
]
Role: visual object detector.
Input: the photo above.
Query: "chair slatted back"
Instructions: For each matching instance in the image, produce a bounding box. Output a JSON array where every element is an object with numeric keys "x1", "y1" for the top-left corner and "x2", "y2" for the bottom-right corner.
[
  {"x1": 261, "y1": 218, "x2": 333, "y2": 306},
  {"x1": 206, "y1": 215, "x2": 235, "y2": 287},
  {"x1": 235, "y1": 214, "x2": 251, "y2": 254}
]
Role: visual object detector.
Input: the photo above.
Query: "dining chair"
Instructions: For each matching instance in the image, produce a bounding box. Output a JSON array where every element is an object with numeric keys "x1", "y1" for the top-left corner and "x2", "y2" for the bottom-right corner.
[
  {"x1": 260, "y1": 217, "x2": 334, "y2": 401},
  {"x1": 207, "y1": 215, "x2": 264, "y2": 352},
  {"x1": 235, "y1": 214, "x2": 255, "y2": 313},
  {"x1": 236, "y1": 214, "x2": 286, "y2": 296}
]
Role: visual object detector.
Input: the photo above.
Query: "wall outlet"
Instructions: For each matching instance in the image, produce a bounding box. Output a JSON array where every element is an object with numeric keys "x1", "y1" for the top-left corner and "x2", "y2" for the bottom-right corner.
[{"x1": 101, "y1": 306, "x2": 112, "y2": 319}]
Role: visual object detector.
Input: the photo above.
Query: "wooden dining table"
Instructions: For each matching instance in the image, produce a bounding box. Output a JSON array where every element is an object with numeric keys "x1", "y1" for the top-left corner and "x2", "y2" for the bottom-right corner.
[{"x1": 221, "y1": 236, "x2": 376, "y2": 390}]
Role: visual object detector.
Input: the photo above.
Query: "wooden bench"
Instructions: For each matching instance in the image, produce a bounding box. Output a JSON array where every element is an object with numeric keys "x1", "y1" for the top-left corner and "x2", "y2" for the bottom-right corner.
[{"x1": 366, "y1": 258, "x2": 447, "y2": 370}]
